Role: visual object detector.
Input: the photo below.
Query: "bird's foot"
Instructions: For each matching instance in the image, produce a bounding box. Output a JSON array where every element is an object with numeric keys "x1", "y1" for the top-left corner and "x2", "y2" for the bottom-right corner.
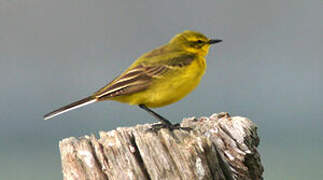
[{"x1": 146, "y1": 123, "x2": 192, "y2": 133}]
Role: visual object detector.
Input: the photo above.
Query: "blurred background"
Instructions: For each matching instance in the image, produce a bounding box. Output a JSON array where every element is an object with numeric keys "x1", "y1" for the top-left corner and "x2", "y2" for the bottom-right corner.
[{"x1": 0, "y1": 0, "x2": 322, "y2": 179}]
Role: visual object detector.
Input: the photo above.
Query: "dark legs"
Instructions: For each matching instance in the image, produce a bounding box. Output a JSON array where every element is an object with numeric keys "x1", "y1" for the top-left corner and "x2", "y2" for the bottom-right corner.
[
  {"x1": 139, "y1": 104, "x2": 172, "y2": 125},
  {"x1": 139, "y1": 104, "x2": 190, "y2": 131}
]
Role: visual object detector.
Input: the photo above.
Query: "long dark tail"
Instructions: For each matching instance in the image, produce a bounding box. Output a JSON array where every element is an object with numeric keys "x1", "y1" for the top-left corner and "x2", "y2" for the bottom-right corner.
[{"x1": 43, "y1": 96, "x2": 97, "y2": 120}]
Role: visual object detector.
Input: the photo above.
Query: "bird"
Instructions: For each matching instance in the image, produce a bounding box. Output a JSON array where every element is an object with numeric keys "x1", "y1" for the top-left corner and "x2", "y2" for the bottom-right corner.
[{"x1": 44, "y1": 30, "x2": 222, "y2": 130}]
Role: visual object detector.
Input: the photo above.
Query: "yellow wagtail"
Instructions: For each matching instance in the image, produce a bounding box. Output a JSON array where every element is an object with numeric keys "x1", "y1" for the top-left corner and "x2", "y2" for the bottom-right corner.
[{"x1": 44, "y1": 30, "x2": 222, "y2": 130}]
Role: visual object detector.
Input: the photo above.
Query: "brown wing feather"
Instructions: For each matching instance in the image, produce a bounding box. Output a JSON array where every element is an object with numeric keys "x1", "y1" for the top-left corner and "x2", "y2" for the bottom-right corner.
[
  {"x1": 94, "y1": 54, "x2": 195, "y2": 100},
  {"x1": 95, "y1": 65, "x2": 168, "y2": 99}
]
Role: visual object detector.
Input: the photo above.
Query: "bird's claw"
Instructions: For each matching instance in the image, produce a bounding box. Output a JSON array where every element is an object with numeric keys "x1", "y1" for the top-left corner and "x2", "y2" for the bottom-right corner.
[{"x1": 146, "y1": 123, "x2": 192, "y2": 133}]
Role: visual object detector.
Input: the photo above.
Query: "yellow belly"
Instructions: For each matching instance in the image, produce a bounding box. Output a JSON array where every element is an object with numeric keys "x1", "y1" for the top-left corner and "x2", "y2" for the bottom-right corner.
[{"x1": 111, "y1": 57, "x2": 206, "y2": 108}]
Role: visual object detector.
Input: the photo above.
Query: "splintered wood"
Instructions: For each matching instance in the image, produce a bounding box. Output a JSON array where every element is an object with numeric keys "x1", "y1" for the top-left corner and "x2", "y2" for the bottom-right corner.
[{"x1": 59, "y1": 112, "x2": 263, "y2": 180}]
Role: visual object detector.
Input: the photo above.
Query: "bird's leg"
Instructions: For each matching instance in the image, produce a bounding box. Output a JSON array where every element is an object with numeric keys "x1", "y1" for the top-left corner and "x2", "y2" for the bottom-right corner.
[
  {"x1": 138, "y1": 104, "x2": 191, "y2": 132},
  {"x1": 139, "y1": 104, "x2": 172, "y2": 125}
]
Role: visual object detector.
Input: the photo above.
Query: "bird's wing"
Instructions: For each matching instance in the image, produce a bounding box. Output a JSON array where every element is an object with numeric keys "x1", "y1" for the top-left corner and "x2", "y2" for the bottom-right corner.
[
  {"x1": 94, "y1": 53, "x2": 196, "y2": 99},
  {"x1": 162, "y1": 54, "x2": 196, "y2": 68},
  {"x1": 94, "y1": 64, "x2": 169, "y2": 99}
]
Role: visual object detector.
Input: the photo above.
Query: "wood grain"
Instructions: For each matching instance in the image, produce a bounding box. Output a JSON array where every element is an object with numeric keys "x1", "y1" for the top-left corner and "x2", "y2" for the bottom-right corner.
[{"x1": 59, "y1": 112, "x2": 263, "y2": 180}]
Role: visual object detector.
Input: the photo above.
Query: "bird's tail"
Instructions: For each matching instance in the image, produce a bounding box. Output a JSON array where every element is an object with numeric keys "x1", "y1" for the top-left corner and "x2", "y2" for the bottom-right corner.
[{"x1": 43, "y1": 96, "x2": 97, "y2": 120}]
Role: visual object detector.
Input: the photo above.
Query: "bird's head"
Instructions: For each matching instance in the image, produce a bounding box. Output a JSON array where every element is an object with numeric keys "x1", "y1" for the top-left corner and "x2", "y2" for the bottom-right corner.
[{"x1": 169, "y1": 30, "x2": 222, "y2": 56}]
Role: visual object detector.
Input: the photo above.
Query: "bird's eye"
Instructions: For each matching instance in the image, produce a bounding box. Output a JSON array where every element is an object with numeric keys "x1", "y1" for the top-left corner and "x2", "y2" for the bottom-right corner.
[{"x1": 196, "y1": 40, "x2": 203, "y2": 43}]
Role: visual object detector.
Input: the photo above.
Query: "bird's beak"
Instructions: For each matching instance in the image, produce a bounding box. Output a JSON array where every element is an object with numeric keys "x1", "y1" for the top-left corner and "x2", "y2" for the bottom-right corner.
[{"x1": 208, "y1": 39, "x2": 222, "y2": 44}]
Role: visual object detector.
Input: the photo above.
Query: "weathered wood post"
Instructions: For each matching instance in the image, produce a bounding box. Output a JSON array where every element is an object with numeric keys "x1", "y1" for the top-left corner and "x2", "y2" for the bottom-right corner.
[{"x1": 59, "y1": 112, "x2": 263, "y2": 180}]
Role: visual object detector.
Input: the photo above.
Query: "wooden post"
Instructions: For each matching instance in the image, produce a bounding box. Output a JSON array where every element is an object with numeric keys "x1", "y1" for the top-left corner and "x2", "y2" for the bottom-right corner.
[{"x1": 59, "y1": 112, "x2": 263, "y2": 180}]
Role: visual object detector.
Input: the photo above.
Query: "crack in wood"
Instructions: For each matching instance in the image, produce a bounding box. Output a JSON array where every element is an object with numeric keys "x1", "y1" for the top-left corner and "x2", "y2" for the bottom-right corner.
[{"x1": 129, "y1": 135, "x2": 151, "y2": 180}]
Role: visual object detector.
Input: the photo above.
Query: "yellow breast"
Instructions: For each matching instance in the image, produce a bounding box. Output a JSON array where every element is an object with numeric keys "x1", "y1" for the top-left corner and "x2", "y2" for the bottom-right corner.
[{"x1": 113, "y1": 56, "x2": 206, "y2": 108}]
